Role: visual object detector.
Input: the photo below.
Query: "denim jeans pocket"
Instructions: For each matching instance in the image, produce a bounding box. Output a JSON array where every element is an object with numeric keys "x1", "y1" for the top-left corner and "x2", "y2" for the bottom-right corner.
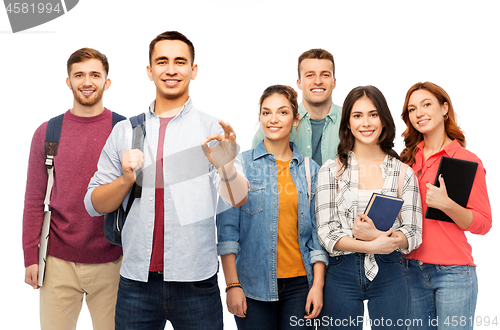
[
  {"x1": 242, "y1": 181, "x2": 265, "y2": 215},
  {"x1": 329, "y1": 255, "x2": 345, "y2": 266},
  {"x1": 119, "y1": 275, "x2": 140, "y2": 288},
  {"x1": 377, "y1": 251, "x2": 402, "y2": 264},
  {"x1": 189, "y1": 274, "x2": 219, "y2": 292},
  {"x1": 439, "y1": 264, "x2": 470, "y2": 274}
]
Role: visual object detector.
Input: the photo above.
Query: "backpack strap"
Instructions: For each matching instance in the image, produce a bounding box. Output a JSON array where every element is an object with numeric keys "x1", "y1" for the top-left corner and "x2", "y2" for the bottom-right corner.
[
  {"x1": 125, "y1": 113, "x2": 146, "y2": 215},
  {"x1": 112, "y1": 111, "x2": 126, "y2": 127},
  {"x1": 304, "y1": 157, "x2": 311, "y2": 208},
  {"x1": 43, "y1": 114, "x2": 65, "y2": 205}
]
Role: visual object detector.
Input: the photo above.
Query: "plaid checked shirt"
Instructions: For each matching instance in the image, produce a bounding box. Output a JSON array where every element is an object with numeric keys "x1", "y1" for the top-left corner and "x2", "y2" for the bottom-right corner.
[{"x1": 315, "y1": 151, "x2": 422, "y2": 281}]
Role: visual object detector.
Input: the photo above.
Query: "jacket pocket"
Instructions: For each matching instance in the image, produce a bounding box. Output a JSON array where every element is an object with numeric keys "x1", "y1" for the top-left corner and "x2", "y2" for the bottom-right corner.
[{"x1": 242, "y1": 181, "x2": 266, "y2": 215}]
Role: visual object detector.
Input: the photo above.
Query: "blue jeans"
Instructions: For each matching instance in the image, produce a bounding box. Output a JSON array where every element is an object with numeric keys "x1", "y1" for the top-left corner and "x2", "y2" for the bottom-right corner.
[
  {"x1": 115, "y1": 272, "x2": 223, "y2": 330},
  {"x1": 235, "y1": 276, "x2": 324, "y2": 330},
  {"x1": 323, "y1": 252, "x2": 408, "y2": 330},
  {"x1": 403, "y1": 259, "x2": 478, "y2": 330}
]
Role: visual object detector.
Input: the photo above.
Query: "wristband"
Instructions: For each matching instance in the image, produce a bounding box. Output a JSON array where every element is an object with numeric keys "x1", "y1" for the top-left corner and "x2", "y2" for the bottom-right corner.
[
  {"x1": 220, "y1": 168, "x2": 238, "y2": 183},
  {"x1": 225, "y1": 283, "x2": 242, "y2": 292}
]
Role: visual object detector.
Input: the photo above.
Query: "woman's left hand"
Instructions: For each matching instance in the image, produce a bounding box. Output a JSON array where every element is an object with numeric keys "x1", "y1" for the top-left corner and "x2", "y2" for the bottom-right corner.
[
  {"x1": 425, "y1": 175, "x2": 450, "y2": 209},
  {"x1": 304, "y1": 285, "x2": 323, "y2": 319}
]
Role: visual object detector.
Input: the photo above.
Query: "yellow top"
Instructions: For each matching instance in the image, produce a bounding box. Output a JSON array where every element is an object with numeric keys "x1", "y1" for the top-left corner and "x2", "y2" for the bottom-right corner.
[{"x1": 276, "y1": 160, "x2": 307, "y2": 278}]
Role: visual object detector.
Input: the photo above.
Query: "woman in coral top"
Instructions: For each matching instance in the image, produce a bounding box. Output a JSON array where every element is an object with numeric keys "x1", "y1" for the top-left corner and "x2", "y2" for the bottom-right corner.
[
  {"x1": 216, "y1": 85, "x2": 328, "y2": 329},
  {"x1": 400, "y1": 81, "x2": 492, "y2": 330}
]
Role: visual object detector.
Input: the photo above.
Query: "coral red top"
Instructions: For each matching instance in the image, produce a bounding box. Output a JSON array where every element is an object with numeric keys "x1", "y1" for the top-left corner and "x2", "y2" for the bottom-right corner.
[{"x1": 404, "y1": 140, "x2": 492, "y2": 266}]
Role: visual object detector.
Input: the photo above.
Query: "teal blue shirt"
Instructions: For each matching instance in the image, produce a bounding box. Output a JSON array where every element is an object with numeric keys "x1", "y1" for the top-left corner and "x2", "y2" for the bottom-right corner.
[{"x1": 252, "y1": 102, "x2": 342, "y2": 166}]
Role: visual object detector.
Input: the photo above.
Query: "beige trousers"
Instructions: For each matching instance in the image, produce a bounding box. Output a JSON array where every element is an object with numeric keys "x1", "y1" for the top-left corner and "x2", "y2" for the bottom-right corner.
[{"x1": 40, "y1": 255, "x2": 122, "y2": 330}]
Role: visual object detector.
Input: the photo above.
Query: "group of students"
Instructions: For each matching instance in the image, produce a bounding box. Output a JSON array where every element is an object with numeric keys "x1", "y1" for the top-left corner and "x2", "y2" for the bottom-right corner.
[
  {"x1": 22, "y1": 30, "x2": 492, "y2": 330},
  {"x1": 217, "y1": 52, "x2": 492, "y2": 329}
]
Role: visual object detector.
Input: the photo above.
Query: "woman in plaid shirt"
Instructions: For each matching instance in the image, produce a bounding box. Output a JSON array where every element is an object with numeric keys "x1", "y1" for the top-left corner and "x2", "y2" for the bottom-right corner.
[{"x1": 316, "y1": 85, "x2": 422, "y2": 329}]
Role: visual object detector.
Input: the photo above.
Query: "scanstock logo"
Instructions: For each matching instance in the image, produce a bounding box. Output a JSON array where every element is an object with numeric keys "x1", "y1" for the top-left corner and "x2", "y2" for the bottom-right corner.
[{"x1": 3, "y1": 0, "x2": 79, "y2": 33}]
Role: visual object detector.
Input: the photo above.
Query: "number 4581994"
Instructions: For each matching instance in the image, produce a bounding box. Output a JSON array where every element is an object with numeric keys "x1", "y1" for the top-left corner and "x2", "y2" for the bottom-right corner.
[
  {"x1": 6, "y1": 3, "x2": 62, "y2": 14},
  {"x1": 444, "y1": 316, "x2": 498, "y2": 327}
]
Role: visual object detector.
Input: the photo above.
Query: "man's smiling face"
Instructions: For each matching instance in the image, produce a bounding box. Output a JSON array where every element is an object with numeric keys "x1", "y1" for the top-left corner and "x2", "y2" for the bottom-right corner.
[
  {"x1": 147, "y1": 39, "x2": 198, "y2": 103},
  {"x1": 66, "y1": 58, "x2": 110, "y2": 107},
  {"x1": 297, "y1": 58, "x2": 336, "y2": 108}
]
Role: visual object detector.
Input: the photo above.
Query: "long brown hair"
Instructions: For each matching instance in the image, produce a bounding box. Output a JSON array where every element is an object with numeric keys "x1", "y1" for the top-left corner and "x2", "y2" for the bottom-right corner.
[
  {"x1": 337, "y1": 86, "x2": 400, "y2": 171},
  {"x1": 400, "y1": 82, "x2": 466, "y2": 165}
]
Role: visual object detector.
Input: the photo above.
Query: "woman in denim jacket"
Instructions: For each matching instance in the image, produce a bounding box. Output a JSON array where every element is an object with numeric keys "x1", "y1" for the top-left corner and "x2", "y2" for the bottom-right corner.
[{"x1": 217, "y1": 85, "x2": 328, "y2": 330}]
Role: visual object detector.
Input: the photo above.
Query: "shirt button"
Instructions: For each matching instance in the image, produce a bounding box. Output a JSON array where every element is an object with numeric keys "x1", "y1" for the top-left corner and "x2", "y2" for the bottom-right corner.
[
  {"x1": 307, "y1": 127, "x2": 311, "y2": 131},
  {"x1": 307, "y1": 145, "x2": 311, "y2": 149},
  {"x1": 149, "y1": 223, "x2": 153, "y2": 227},
  {"x1": 150, "y1": 197, "x2": 153, "y2": 201},
  {"x1": 147, "y1": 249, "x2": 151, "y2": 253}
]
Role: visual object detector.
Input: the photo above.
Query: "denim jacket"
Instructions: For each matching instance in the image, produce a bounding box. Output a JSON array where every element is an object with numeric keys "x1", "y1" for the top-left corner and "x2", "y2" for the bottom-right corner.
[{"x1": 216, "y1": 141, "x2": 328, "y2": 301}]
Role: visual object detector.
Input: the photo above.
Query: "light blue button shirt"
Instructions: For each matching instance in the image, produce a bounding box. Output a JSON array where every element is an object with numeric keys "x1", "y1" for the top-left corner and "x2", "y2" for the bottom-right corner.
[{"x1": 85, "y1": 98, "x2": 243, "y2": 282}]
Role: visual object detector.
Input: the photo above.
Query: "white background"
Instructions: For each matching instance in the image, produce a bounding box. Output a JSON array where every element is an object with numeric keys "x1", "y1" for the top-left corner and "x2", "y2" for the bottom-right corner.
[{"x1": 1, "y1": 1, "x2": 498, "y2": 329}]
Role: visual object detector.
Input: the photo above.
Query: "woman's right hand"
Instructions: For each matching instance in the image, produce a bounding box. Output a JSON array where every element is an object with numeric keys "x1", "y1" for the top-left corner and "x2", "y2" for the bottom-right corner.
[
  {"x1": 226, "y1": 287, "x2": 247, "y2": 318},
  {"x1": 368, "y1": 228, "x2": 402, "y2": 254}
]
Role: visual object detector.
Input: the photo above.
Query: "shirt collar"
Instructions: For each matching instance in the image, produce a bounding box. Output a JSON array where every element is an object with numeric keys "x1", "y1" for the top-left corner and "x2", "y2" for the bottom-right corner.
[
  {"x1": 414, "y1": 139, "x2": 461, "y2": 172},
  {"x1": 298, "y1": 102, "x2": 340, "y2": 123},
  {"x1": 416, "y1": 139, "x2": 461, "y2": 157},
  {"x1": 253, "y1": 141, "x2": 304, "y2": 165},
  {"x1": 148, "y1": 97, "x2": 193, "y2": 117}
]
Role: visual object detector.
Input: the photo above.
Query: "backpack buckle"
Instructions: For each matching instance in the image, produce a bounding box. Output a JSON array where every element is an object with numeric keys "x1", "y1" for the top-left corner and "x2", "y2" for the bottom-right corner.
[{"x1": 45, "y1": 156, "x2": 54, "y2": 169}]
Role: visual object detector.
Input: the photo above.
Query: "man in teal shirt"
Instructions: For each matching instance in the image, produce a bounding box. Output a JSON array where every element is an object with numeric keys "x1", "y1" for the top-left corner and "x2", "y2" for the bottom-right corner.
[{"x1": 252, "y1": 49, "x2": 341, "y2": 166}]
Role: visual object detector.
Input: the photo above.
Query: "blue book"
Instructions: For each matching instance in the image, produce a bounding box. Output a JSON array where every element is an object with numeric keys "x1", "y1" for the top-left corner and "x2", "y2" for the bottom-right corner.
[{"x1": 364, "y1": 193, "x2": 404, "y2": 231}]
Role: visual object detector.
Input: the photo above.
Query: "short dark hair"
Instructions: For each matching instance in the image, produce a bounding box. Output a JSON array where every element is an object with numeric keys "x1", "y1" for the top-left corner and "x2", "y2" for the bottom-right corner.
[
  {"x1": 297, "y1": 48, "x2": 335, "y2": 79},
  {"x1": 337, "y1": 85, "x2": 399, "y2": 170},
  {"x1": 149, "y1": 31, "x2": 195, "y2": 65},
  {"x1": 67, "y1": 48, "x2": 109, "y2": 76}
]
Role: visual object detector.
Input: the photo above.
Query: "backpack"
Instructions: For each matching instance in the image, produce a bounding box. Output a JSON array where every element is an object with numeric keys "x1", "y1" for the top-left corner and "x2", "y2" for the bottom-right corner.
[
  {"x1": 103, "y1": 113, "x2": 146, "y2": 246},
  {"x1": 39, "y1": 111, "x2": 126, "y2": 286}
]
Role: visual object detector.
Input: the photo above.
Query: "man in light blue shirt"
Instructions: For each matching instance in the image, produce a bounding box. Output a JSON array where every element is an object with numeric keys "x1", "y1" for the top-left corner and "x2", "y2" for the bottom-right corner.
[
  {"x1": 85, "y1": 31, "x2": 248, "y2": 330},
  {"x1": 252, "y1": 49, "x2": 342, "y2": 166}
]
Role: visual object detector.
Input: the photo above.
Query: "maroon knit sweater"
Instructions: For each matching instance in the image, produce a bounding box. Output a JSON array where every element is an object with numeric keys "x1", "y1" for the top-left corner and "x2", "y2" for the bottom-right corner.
[{"x1": 23, "y1": 109, "x2": 122, "y2": 267}]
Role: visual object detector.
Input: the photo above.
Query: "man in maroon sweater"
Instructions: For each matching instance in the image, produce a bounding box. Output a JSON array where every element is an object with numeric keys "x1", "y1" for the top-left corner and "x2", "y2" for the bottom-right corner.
[{"x1": 22, "y1": 48, "x2": 123, "y2": 330}]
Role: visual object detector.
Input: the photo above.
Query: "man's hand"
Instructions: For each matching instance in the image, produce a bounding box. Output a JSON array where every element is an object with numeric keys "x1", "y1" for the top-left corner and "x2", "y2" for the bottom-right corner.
[
  {"x1": 201, "y1": 120, "x2": 239, "y2": 171},
  {"x1": 25, "y1": 264, "x2": 39, "y2": 289},
  {"x1": 121, "y1": 149, "x2": 145, "y2": 185}
]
